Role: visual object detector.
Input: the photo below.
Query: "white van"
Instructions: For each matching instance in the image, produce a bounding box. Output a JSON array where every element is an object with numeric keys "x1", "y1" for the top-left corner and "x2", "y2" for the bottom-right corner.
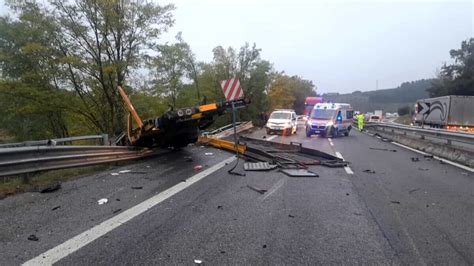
[
  {"x1": 305, "y1": 103, "x2": 353, "y2": 137},
  {"x1": 265, "y1": 109, "x2": 298, "y2": 135}
]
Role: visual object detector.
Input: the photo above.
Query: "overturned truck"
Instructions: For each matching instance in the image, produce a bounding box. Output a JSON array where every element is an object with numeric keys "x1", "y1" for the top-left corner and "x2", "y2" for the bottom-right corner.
[{"x1": 117, "y1": 86, "x2": 250, "y2": 148}]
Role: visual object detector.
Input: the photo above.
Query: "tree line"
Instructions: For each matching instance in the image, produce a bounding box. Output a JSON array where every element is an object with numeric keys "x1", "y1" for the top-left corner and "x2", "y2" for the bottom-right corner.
[{"x1": 0, "y1": 0, "x2": 315, "y2": 142}]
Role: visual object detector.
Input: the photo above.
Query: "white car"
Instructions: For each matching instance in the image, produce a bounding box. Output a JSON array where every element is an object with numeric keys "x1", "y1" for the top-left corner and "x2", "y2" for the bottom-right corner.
[{"x1": 265, "y1": 110, "x2": 298, "y2": 135}]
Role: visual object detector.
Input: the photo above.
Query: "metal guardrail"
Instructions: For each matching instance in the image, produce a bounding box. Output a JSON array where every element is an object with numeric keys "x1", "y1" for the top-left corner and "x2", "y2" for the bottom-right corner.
[
  {"x1": 0, "y1": 145, "x2": 159, "y2": 177},
  {"x1": 202, "y1": 121, "x2": 254, "y2": 139},
  {"x1": 364, "y1": 122, "x2": 474, "y2": 146},
  {"x1": 0, "y1": 134, "x2": 109, "y2": 148}
]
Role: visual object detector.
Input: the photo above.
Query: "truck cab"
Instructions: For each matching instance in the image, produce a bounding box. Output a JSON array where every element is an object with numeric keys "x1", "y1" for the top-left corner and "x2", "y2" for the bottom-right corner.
[{"x1": 305, "y1": 103, "x2": 353, "y2": 138}]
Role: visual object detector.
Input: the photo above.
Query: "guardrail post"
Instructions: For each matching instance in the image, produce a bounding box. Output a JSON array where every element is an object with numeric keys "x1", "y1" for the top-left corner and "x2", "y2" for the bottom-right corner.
[
  {"x1": 102, "y1": 134, "x2": 109, "y2": 146},
  {"x1": 447, "y1": 139, "x2": 452, "y2": 145}
]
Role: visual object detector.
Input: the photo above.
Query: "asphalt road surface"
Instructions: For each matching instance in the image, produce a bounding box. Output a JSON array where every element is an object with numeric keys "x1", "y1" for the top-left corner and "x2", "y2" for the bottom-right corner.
[{"x1": 1, "y1": 126, "x2": 473, "y2": 265}]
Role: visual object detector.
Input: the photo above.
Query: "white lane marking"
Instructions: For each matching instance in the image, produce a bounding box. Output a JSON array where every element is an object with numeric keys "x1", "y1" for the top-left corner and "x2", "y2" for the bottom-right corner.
[
  {"x1": 335, "y1": 152, "x2": 354, "y2": 175},
  {"x1": 266, "y1": 135, "x2": 277, "y2": 141},
  {"x1": 23, "y1": 156, "x2": 237, "y2": 266},
  {"x1": 391, "y1": 142, "x2": 474, "y2": 173},
  {"x1": 328, "y1": 138, "x2": 334, "y2": 147},
  {"x1": 261, "y1": 177, "x2": 288, "y2": 201}
]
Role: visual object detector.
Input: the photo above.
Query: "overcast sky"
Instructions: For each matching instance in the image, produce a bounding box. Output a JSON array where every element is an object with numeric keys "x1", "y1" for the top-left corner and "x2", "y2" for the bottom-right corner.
[{"x1": 0, "y1": 0, "x2": 472, "y2": 94}]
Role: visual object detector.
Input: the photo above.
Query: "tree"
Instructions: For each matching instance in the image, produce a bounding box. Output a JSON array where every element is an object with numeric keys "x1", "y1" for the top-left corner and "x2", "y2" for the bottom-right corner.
[
  {"x1": 397, "y1": 105, "x2": 411, "y2": 116},
  {"x1": 428, "y1": 38, "x2": 474, "y2": 97},
  {"x1": 150, "y1": 34, "x2": 190, "y2": 108},
  {"x1": 267, "y1": 74, "x2": 316, "y2": 113}
]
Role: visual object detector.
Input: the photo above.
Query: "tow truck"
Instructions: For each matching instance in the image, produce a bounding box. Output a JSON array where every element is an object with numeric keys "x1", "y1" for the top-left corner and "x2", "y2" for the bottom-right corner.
[{"x1": 117, "y1": 86, "x2": 250, "y2": 147}]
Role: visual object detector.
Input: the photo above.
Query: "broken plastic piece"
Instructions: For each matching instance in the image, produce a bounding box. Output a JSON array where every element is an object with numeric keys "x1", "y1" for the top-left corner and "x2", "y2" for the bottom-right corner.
[
  {"x1": 411, "y1": 157, "x2": 420, "y2": 162},
  {"x1": 280, "y1": 169, "x2": 319, "y2": 177},
  {"x1": 391, "y1": 201, "x2": 401, "y2": 204},
  {"x1": 52, "y1": 206, "x2": 60, "y2": 211},
  {"x1": 194, "y1": 259, "x2": 202, "y2": 264},
  {"x1": 194, "y1": 165, "x2": 203, "y2": 171},
  {"x1": 98, "y1": 198, "x2": 108, "y2": 205},
  {"x1": 246, "y1": 185, "x2": 267, "y2": 194},
  {"x1": 119, "y1": 170, "x2": 131, "y2": 173},
  {"x1": 205, "y1": 152, "x2": 214, "y2": 156},
  {"x1": 111, "y1": 173, "x2": 119, "y2": 176},
  {"x1": 363, "y1": 169, "x2": 376, "y2": 174},
  {"x1": 131, "y1": 186, "x2": 143, "y2": 189},
  {"x1": 27, "y1": 234, "x2": 39, "y2": 241},
  {"x1": 39, "y1": 183, "x2": 61, "y2": 193}
]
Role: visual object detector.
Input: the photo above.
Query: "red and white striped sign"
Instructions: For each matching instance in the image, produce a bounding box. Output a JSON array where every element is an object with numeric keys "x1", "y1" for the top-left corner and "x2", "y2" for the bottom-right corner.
[{"x1": 221, "y1": 78, "x2": 244, "y2": 101}]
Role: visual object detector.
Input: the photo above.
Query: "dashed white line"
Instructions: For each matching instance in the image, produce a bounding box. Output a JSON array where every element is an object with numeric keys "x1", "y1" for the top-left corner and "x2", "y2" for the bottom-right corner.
[
  {"x1": 266, "y1": 135, "x2": 277, "y2": 141},
  {"x1": 23, "y1": 156, "x2": 237, "y2": 266},
  {"x1": 328, "y1": 138, "x2": 334, "y2": 146},
  {"x1": 335, "y1": 151, "x2": 354, "y2": 175}
]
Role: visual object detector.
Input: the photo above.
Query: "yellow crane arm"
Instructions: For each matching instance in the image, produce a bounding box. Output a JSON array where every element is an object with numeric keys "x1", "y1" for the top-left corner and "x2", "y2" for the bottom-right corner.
[{"x1": 118, "y1": 86, "x2": 143, "y2": 128}]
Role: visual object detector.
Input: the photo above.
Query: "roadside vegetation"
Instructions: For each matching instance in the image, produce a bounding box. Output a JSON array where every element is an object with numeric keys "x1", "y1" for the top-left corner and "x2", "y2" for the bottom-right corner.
[{"x1": 0, "y1": 1, "x2": 472, "y2": 143}]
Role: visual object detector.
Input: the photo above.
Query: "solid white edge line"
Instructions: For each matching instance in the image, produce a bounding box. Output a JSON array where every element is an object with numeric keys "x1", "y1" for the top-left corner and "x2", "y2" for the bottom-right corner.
[
  {"x1": 335, "y1": 151, "x2": 354, "y2": 175},
  {"x1": 391, "y1": 142, "x2": 474, "y2": 173},
  {"x1": 23, "y1": 156, "x2": 237, "y2": 266}
]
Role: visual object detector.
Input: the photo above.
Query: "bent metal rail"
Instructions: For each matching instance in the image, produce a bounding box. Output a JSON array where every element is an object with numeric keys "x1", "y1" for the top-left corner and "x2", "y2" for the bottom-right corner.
[{"x1": 0, "y1": 146, "x2": 159, "y2": 177}]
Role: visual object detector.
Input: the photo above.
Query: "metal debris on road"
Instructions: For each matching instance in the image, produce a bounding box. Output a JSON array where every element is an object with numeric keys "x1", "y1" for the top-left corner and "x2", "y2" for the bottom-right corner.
[
  {"x1": 113, "y1": 208, "x2": 122, "y2": 214},
  {"x1": 39, "y1": 183, "x2": 61, "y2": 193},
  {"x1": 194, "y1": 259, "x2": 203, "y2": 264},
  {"x1": 119, "y1": 170, "x2": 131, "y2": 173},
  {"x1": 390, "y1": 201, "x2": 401, "y2": 204},
  {"x1": 98, "y1": 198, "x2": 108, "y2": 205},
  {"x1": 243, "y1": 162, "x2": 277, "y2": 171},
  {"x1": 52, "y1": 206, "x2": 60, "y2": 211},
  {"x1": 204, "y1": 152, "x2": 214, "y2": 156},
  {"x1": 409, "y1": 188, "x2": 421, "y2": 194},
  {"x1": 262, "y1": 244, "x2": 267, "y2": 248},
  {"x1": 194, "y1": 165, "x2": 203, "y2": 171},
  {"x1": 246, "y1": 185, "x2": 267, "y2": 194},
  {"x1": 418, "y1": 168, "x2": 429, "y2": 171},
  {"x1": 363, "y1": 169, "x2": 376, "y2": 174},
  {"x1": 131, "y1": 186, "x2": 143, "y2": 190},
  {"x1": 280, "y1": 169, "x2": 319, "y2": 177},
  {"x1": 369, "y1": 147, "x2": 397, "y2": 152},
  {"x1": 424, "y1": 155, "x2": 434, "y2": 159},
  {"x1": 288, "y1": 214, "x2": 295, "y2": 218},
  {"x1": 27, "y1": 234, "x2": 39, "y2": 241},
  {"x1": 111, "y1": 173, "x2": 119, "y2": 176},
  {"x1": 411, "y1": 157, "x2": 420, "y2": 162},
  {"x1": 217, "y1": 205, "x2": 223, "y2": 209}
]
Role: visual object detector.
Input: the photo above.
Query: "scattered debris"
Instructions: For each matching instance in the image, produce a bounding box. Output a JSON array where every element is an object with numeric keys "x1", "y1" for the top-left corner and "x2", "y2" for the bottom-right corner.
[
  {"x1": 204, "y1": 152, "x2": 214, "y2": 156},
  {"x1": 418, "y1": 168, "x2": 429, "y2": 171},
  {"x1": 363, "y1": 169, "x2": 376, "y2": 174},
  {"x1": 411, "y1": 157, "x2": 420, "y2": 162},
  {"x1": 244, "y1": 162, "x2": 277, "y2": 171},
  {"x1": 262, "y1": 135, "x2": 266, "y2": 139},
  {"x1": 353, "y1": 212, "x2": 362, "y2": 216},
  {"x1": 246, "y1": 185, "x2": 267, "y2": 195},
  {"x1": 217, "y1": 205, "x2": 223, "y2": 209},
  {"x1": 346, "y1": 193, "x2": 350, "y2": 196},
  {"x1": 408, "y1": 188, "x2": 421, "y2": 194},
  {"x1": 390, "y1": 201, "x2": 401, "y2": 204},
  {"x1": 181, "y1": 179, "x2": 187, "y2": 182},
  {"x1": 51, "y1": 206, "x2": 61, "y2": 211},
  {"x1": 439, "y1": 160, "x2": 446, "y2": 165},
  {"x1": 116, "y1": 198, "x2": 120, "y2": 201},
  {"x1": 111, "y1": 173, "x2": 119, "y2": 176},
  {"x1": 280, "y1": 169, "x2": 319, "y2": 177},
  {"x1": 194, "y1": 165, "x2": 203, "y2": 171},
  {"x1": 262, "y1": 244, "x2": 267, "y2": 248},
  {"x1": 184, "y1": 156, "x2": 193, "y2": 162},
  {"x1": 220, "y1": 250, "x2": 226, "y2": 254},
  {"x1": 288, "y1": 214, "x2": 295, "y2": 218},
  {"x1": 426, "y1": 204, "x2": 430, "y2": 208},
  {"x1": 39, "y1": 183, "x2": 61, "y2": 193},
  {"x1": 131, "y1": 186, "x2": 143, "y2": 190},
  {"x1": 369, "y1": 147, "x2": 397, "y2": 152},
  {"x1": 146, "y1": 165, "x2": 151, "y2": 168},
  {"x1": 98, "y1": 198, "x2": 108, "y2": 205},
  {"x1": 194, "y1": 259, "x2": 202, "y2": 264},
  {"x1": 424, "y1": 155, "x2": 434, "y2": 159},
  {"x1": 27, "y1": 234, "x2": 39, "y2": 241},
  {"x1": 119, "y1": 170, "x2": 131, "y2": 173},
  {"x1": 113, "y1": 208, "x2": 122, "y2": 214}
]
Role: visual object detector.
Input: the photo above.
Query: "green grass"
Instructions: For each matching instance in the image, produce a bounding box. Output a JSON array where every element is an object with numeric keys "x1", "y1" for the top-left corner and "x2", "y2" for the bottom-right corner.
[
  {"x1": 394, "y1": 115, "x2": 413, "y2": 125},
  {"x1": 0, "y1": 165, "x2": 111, "y2": 198}
]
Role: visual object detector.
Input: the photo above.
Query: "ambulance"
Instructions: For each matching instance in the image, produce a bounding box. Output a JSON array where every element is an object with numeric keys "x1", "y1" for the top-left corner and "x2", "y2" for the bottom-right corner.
[{"x1": 305, "y1": 103, "x2": 354, "y2": 138}]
